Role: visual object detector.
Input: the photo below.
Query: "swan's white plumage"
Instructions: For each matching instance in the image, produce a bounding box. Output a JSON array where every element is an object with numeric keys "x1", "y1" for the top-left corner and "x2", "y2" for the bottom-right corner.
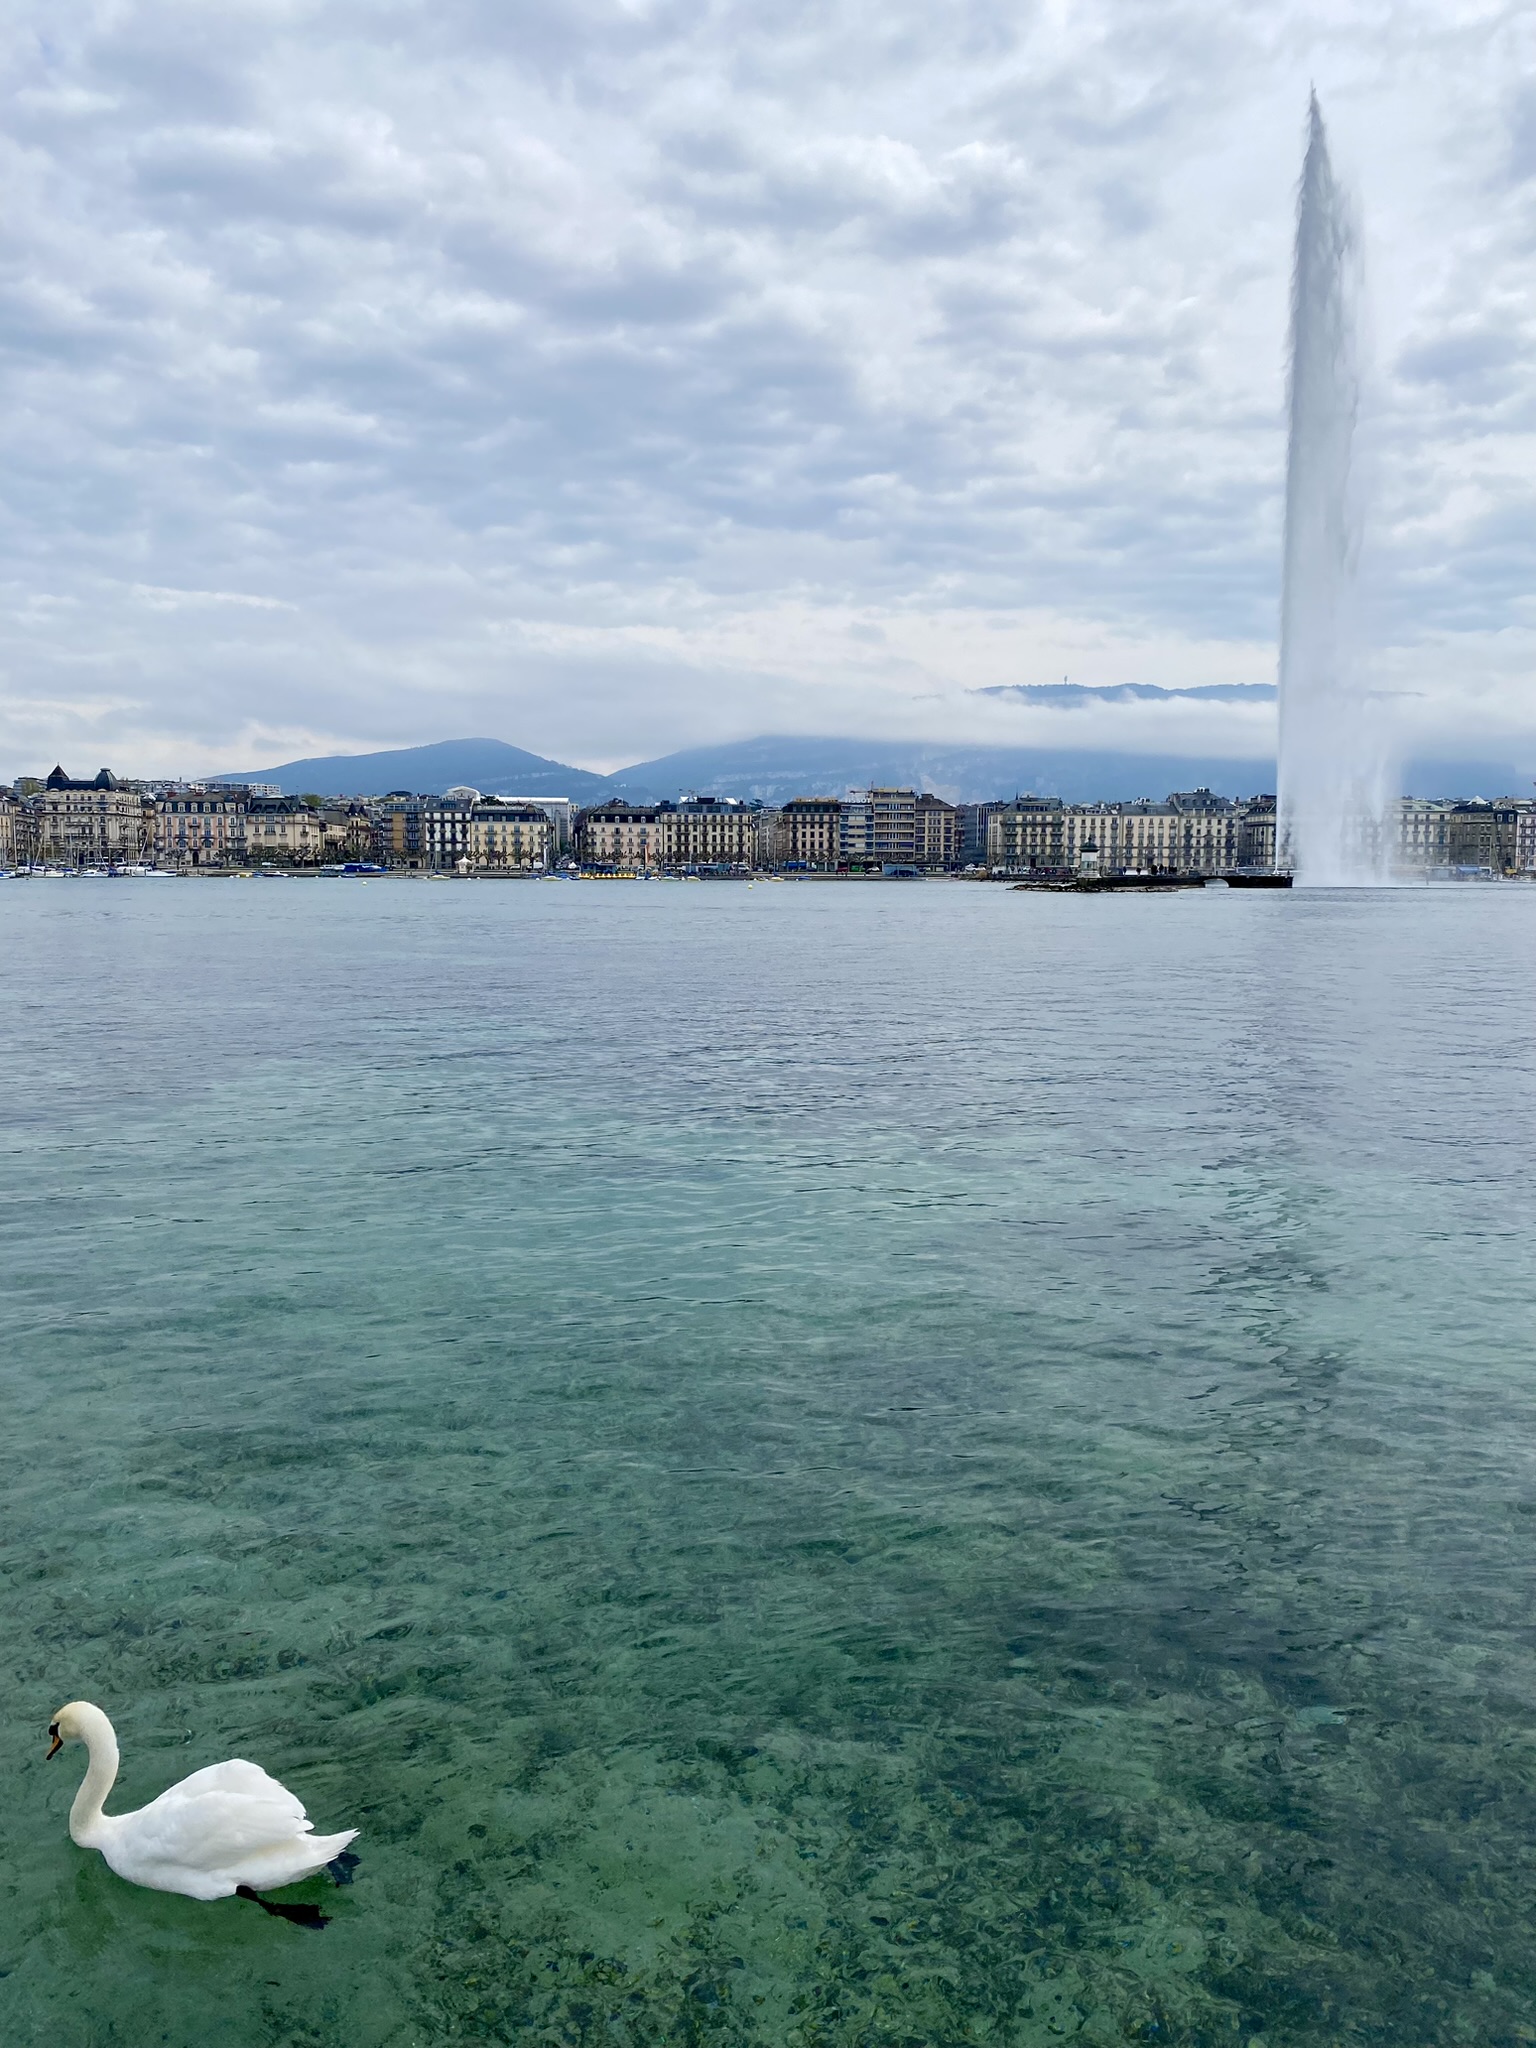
[{"x1": 50, "y1": 1701, "x2": 357, "y2": 1902}]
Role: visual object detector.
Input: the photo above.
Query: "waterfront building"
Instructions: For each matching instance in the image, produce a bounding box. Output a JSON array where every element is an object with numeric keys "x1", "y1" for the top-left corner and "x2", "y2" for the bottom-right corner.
[
  {"x1": 839, "y1": 788, "x2": 945, "y2": 868},
  {"x1": 367, "y1": 794, "x2": 554, "y2": 870},
  {"x1": 987, "y1": 796, "x2": 1068, "y2": 871},
  {"x1": 1377, "y1": 799, "x2": 1536, "y2": 877},
  {"x1": 985, "y1": 790, "x2": 1536, "y2": 880},
  {"x1": 754, "y1": 807, "x2": 783, "y2": 866},
  {"x1": 839, "y1": 790, "x2": 873, "y2": 865},
  {"x1": 155, "y1": 789, "x2": 249, "y2": 869},
  {"x1": 916, "y1": 794, "x2": 961, "y2": 869},
  {"x1": 958, "y1": 801, "x2": 1008, "y2": 866},
  {"x1": 1446, "y1": 800, "x2": 1524, "y2": 875},
  {"x1": 1391, "y1": 800, "x2": 1452, "y2": 875},
  {"x1": 1235, "y1": 795, "x2": 1278, "y2": 873},
  {"x1": 869, "y1": 787, "x2": 917, "y2": 864},
  {"x1": 30, "y1": 766, "x2": 147, "y2": 866},
  {"x1": 419, "y1": 796, "x2": 476, "y2": 869},
  {"x1": 1492, "y1": 798, "x2": 1535, "y2": 869},
  {"x1": 246, "y1": 795, "x2": 325, "y2": 865},
  {"x1": 0, "y1": 789, "x2": 17, "y2": 867},
  {"x1": 775, "y1": 796, "x2": 842, "y2": 869},
  {"x1": 989, "y1": 792, "x2": 1245, "y2": 876},
  {"x1": 872, "y1": 787, "x2": 917, "y2": 863},
  {"x1": 1160, "y1": 792, "x2": 1241, "y2": 873},
  {"x1": 468, "y1": 801, "x2": 553, "y2": 870},
  {"x1": 667, "y1": 796, "x2": 761, "y2": 869},
  {"x1": 573, "y1": 798, "x2": 764, "y2": 870},
  {"x1": 576, "y1": 801, "x2": 666, "y2": 869},
  {"x1": 371, "y1": 792, "x2": 428, "y2": 868},
  {"x1": 320, "y1": 804, "x2": 377, "y2": 863},
  {"x1": 13, "y1": 793, "x2": 39, "y2": 865},
  {"x1": 1085, "y1": 792, "x2": 1238, "y2": 874}
]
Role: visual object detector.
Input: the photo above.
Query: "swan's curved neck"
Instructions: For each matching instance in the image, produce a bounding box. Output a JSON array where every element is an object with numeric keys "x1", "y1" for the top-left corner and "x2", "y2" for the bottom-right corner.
[{"x1": 68, "y1": 1711, "x2": 120, "y2": 1847}]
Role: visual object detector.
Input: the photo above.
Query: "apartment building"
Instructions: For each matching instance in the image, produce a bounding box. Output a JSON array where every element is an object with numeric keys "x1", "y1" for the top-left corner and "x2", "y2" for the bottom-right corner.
[
  {"x1": 576, "y1": 801, "x2": 668, "y2": 868},
  {"x1": 987, "y1": 796, "x2": 1069, "y2": 871},
  {"x1": 774, "y1": 796, "x2": 842, "y2": 869},
  {"x1": 838, "y1": 787, "x2": 959, "y2": 868},
  {"x1": 868, "y1": 787, "x2": 917, "y2": 864},
  {"x1": 468, "y1": 801, "x2": 553, "y2": 870},
  {"x1": 916, "y1": 794, "x2": 961, "y2": 868},
  {"x1": 1392, "y1": 800, "x2": 1453, "y2": 873},
  {"x1": 155, "y1": 789, "x2": 249, "y2": 868},
  {"x1": 987, "y1": 790, "x2": 1536, "y2": 880},
  {"x1": 839, "y1": 790, "x2": 873, "y2": 865},
  {"x1": 1380, "y1": 797, "x2": 1535, "y2": 876},
  {"x1": 31, "y1": 767, "x2": 146, "y2": 865},
  {"x1": 370, "y1": 793, "x2": 428, "y2": 868},
  {"x1": 957, "y1": 802, "x2": 1009, "y2": 866},
  {"x1": 319, "y1": 804, "x2": 376, "y2": 863},
  {"x1": 246, "y1": 795, "x2": 325, "y2": 865},
  {"x1": 418, "y1": 797, "x2": 477, "y2": 869},
  {"x1": 665, "y1": 796, "x2": 762, "y2": 868},
  {"x1": 1235, "y1": 795, "x2": 1277, "y2": 873},
  {"x1": 1446, "y1": 800, "x2": 1524, "y2": 874},
  {"x1": 573, "y1": 798, "x2": 765, "y2": 870},
  {"x1": 988, "y1": 791, "x2": 1253, "y2": 876}
]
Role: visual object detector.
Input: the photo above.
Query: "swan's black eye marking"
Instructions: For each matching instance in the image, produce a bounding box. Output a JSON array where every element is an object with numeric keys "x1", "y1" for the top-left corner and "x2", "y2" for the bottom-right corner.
[{"x1": 48, "y1": 1724, "x2": 57, "y2": 1737}]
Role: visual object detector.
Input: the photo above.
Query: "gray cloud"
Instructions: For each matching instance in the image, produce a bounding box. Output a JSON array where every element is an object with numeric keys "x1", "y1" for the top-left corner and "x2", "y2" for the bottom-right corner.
[{"x1": 0, "y1": 0, "x2": 1531, "y2": 777}]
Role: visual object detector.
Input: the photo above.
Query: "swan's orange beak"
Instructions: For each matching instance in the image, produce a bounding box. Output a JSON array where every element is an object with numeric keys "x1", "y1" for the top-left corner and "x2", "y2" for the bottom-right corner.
[{"x1": 46, "y1": 1727, "x2": 61, "y2": 1760}]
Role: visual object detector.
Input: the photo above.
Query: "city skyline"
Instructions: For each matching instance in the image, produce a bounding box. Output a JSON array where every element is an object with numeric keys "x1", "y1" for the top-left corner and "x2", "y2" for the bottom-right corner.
[{"x1": 9, "y1": 760, "x2": 1534, "y2": 883}]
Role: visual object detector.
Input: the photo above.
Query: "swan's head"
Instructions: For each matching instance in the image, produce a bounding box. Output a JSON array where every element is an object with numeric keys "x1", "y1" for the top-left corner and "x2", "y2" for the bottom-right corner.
[{"x1": 47, "y1": 1701, "x2": 103, "y2": 1760}]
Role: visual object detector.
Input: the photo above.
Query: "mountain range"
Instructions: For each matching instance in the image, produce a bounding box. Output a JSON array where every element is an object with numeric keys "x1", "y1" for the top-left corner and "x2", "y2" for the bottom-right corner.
[
  {"x1": 219, "y1": 732, "x2": 1534, "y2": 806},
  {"x1": 220, "y1": 738, "x2": 619, "y2": 804}
]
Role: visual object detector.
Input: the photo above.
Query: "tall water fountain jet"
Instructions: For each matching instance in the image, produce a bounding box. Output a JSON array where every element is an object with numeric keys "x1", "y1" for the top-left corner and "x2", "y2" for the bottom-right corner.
[{"x1": 1277, "y1": 93, "x2": 1391, "y2": 883}]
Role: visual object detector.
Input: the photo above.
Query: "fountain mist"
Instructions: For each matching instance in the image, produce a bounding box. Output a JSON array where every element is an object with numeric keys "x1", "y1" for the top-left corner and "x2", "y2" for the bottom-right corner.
[{"x1": 1277, "y1": 94, "x2": 1390, "y2": 884}]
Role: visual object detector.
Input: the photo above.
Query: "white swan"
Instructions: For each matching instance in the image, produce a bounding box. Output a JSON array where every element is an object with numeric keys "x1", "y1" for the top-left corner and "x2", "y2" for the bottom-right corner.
[{"x1": 49, "y1": 1701, "x2": 358, "y2": 1925}]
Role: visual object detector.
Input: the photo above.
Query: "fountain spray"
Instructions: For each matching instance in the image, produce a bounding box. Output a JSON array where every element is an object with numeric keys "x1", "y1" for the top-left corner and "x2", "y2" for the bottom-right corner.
[{"x1": 1277, "y1": 93, "x2": 1391, "y2": 884}]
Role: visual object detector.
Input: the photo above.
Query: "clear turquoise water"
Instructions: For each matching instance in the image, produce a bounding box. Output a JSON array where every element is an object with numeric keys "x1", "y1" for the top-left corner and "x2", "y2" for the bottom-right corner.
[{"x1": 3, "y1": 877, "x2": 1535, "y2": 2047}]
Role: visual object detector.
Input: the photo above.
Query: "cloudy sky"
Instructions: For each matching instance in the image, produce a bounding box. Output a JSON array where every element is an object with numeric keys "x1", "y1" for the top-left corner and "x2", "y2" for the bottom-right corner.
[{"x1": 1, "y1": 0, "x2": 1531, "y2": 776}]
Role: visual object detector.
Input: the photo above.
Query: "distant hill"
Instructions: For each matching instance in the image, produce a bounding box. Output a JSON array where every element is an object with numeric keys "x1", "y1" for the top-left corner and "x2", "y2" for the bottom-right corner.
[
  {"x1": 215, "y1": 737, "x2": 620, "y2": 801},
  {"x1": 216, "y1": 733, "x2": 1535, "y2": 806},
  {"x1": 620, "y1": 739, "x2": 1527, "y2": 804},
  {"x1": 610, "y1": 737, "x2": 1276, "y2": 804}
]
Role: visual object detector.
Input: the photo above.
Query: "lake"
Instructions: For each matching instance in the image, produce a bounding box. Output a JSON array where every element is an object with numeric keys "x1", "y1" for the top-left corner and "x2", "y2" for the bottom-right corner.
[{"x1": 3, "y1": 876, "x2": 1534, "y2": 2046}]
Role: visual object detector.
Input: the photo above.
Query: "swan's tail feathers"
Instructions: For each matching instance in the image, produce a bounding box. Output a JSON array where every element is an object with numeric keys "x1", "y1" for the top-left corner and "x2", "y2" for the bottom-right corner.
[
  {"x1": 327, "y1": 1849, "x2": 361, "y2": 1886},
  {"x1": 235, "y1": 1883, "x2": 329, "y2": 1931},
  {"x1": 310, "y1": 1827, "x2": 359, "y2": 1866}
]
